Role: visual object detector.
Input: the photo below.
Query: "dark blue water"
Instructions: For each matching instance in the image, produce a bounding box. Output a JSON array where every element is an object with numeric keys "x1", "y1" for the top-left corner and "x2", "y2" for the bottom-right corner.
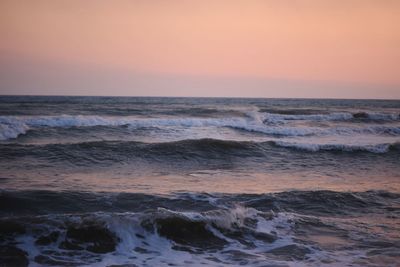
[{"x1": 0, "y1": 96, "x2": 399, "y2": 266}]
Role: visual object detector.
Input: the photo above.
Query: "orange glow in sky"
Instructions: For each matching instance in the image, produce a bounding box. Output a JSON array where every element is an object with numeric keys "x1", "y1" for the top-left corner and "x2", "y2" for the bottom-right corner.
[{"x1": 0, "y1": 0, "x2": 399, "y2": 98}]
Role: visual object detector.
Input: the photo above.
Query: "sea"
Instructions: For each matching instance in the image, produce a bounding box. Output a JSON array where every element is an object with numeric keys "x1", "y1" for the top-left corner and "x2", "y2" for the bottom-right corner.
[{"x1": 0, "y1": 96, "x2": 399, "y2": 267}]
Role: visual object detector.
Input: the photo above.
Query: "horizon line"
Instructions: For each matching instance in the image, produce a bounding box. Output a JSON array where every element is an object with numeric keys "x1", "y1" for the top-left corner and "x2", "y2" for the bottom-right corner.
[{"x1": 0, "y1": 94, "x2": 398, "y2": 101}]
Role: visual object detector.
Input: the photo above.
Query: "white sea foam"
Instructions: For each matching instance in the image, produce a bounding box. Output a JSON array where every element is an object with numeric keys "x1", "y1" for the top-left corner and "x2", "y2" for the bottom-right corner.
[
  {"x1": 99, "y1": 207, "x2": 293, "y2": 267},
  {"x1": 0, "y1": 119, "x2": 29, "y2": 141},
  {"x1": 12, "y1": 207, "x2": 294, "y2": 267},
  {"x1": 1, "y1": 114, "x2": 399, "y2": 141},
  {"x1": 0, "y1": 115, "x2": 312, "y2": 140}
]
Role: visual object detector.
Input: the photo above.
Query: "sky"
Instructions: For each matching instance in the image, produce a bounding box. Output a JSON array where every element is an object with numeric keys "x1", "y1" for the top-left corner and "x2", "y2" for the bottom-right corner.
[{"x1": 0, "y1": 0, "x2": 399, "y2": 99}]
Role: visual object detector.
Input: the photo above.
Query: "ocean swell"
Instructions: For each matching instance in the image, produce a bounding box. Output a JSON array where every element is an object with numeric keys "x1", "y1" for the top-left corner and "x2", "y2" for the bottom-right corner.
[
  {"x1": 2, "y1": 190, "x2": 398, "y2": 217},
  {"x1": 1, "y1": 139, "x2": 398, "y2": 170}
]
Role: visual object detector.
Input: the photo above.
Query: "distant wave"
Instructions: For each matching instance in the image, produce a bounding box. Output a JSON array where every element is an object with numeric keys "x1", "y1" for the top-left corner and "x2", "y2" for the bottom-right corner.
[
  {"x1": 1, "y1": 115, "x2": 400, "y2": 141},
  {"x1": 0, "y1": 120, "x2": 28, "y2": 140},
  {"x1": 262, "y1": 111, "x2": 399, "y2": 123},
  {"x1": 263, "y1": 112, "x2": 353, "y2": 122},
  {"x1": 352, "y1": 111, "x2": 400, "y2": 121},
  {"x1": 233, "y1": 123, "x2": 400, "y2": 137},
  {"x1": 0, "y1": 115, "x2": 327, "y2": 140}
]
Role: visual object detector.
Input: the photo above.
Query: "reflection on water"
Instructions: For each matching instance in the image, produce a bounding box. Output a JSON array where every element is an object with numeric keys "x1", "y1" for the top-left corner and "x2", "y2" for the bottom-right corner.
[{"x1": 1, "y1": 168, "x2": 399, "y2": 194}]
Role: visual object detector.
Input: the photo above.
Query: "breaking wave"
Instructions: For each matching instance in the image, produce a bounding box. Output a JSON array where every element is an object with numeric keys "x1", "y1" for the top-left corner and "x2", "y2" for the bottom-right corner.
[
  {"x1": 0, "y1": 120, "x2": 28, "y2": 141},
  {"x1": 1, "y1": 190, "x2": 399, "y2": 266},
  {"x1": 1, "y1": 115, "x2": 400, "y2": 141}
]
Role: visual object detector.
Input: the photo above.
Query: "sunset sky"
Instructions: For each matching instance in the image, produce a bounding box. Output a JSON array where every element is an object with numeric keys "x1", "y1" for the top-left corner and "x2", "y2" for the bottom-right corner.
[{"x1": 1, "y1": 0, "x2": 399, "y2": 98}]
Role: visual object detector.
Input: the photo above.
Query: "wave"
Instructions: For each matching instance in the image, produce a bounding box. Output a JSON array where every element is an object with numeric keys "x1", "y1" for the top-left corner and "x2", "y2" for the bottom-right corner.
[
  {"x1": 353, "y1": 111, "x2": 400, "y2": 121},
  {"x1": 0, "y1": 204, "x2": 287, "y2": 266},
  {"x1": 259, "y1": 108, "x2": 329, "y2": 115},
  {"x1": 0, "y1": 121, "x2": 28, "y2": 141},
  {"x1": 0, "y1": 139, "x2": 265, "y2": 166},
  {"x1": 272, "y1": 140, "x2": 400, "y2": 153},
  {"x1": 1, "y1": 190, "x2": 399, "y2": 266},
  {"x1": 0, "y1": 115, "x2": 332, "y2": 140},
  {"x1": 262, "y1": 111, "x2": 399, "y2": 123},
  {"x1": 238, "y1": 124, "x2": 400, "y2": 137},
  {"x1": 1, "y1": 115, "x2": 400, "y2": 141},
  {"x1": 1, "y1": 189, "x2": 398, "y2": 217},
  {"x1": 263, "y1": 112, "x2": 354, "y2": 122},
  {"x1": 1, "y1": 139, "x2": 399, "y2": 170}
]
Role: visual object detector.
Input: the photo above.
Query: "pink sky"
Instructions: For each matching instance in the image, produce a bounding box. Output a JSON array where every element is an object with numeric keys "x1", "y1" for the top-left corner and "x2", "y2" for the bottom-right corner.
[{"x1": 0, "y1": 0, "x2": 399, "y2": 98}]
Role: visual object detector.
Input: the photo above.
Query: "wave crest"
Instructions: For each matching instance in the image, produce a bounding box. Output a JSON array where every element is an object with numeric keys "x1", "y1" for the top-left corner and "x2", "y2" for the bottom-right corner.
[{"x1": 0, "y1": 119, "x2": 29, "y2": 141}]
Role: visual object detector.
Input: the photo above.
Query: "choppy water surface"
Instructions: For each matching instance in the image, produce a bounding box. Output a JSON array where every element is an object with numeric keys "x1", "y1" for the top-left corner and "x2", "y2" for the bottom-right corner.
[{"x1": 0, "y1": 96, "x2": 399, "y2": 266}]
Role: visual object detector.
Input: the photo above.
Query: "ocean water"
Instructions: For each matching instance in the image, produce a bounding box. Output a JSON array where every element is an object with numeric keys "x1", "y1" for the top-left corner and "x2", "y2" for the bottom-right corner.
[{"x1": 0, "y1": 96, "x2": 399, "y2": 267}]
